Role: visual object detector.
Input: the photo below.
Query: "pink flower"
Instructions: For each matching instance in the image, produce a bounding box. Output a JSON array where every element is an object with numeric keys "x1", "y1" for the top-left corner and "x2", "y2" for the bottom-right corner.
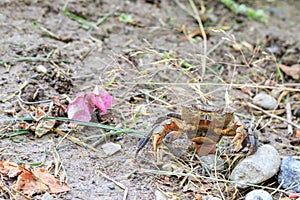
[{"x1": 67, "y1": 86, "x2": 114, "y2": 122}]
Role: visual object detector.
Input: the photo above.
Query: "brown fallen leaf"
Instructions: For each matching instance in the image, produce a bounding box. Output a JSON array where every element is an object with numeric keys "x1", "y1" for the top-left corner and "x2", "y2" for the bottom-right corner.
[
  {"x1": 35, "y1": 119, "x2": 56, "y2": 137},
  {"x1": 1, "y1": 160, "x2": 70, "y2": 197},
  {"x1": 279, "y1": 64, "x2": 300, "y2": 80},
  {"x1": 13, "y1": 167, "x2": 48, "y2": 197},
  {"x1": 180, "y1": 30, "x2": 209, "y2": 41},
  {"x1": 32, "y1": 168, "x2": 70, "y2": 194},
  {"x1": 0, "y1": 160, "x2": 23, "y2": 178}
]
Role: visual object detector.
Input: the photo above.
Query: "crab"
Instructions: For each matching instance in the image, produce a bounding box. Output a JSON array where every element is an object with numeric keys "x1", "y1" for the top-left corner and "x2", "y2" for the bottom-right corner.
[{"x1": 135, "y1": 104, "x2": 258, "y2": 158}]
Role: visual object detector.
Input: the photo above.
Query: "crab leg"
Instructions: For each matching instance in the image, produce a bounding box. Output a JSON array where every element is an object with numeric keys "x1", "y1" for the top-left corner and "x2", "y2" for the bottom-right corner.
[
  {"x1": 152, "y1": 118, "x2": 184, "y2": 153},
  {"x1": 231, "y1": 126, "x2": 247, "y2": 152},
  {"x1": 136, "y1": 118, "x2": 184, "y2": 157},
  {"x1": 246, "y1": 129, "x2": 259, "y2": 155},
  {"x1": 135, "y1": 123, "x2": 160, "y2": 158}
]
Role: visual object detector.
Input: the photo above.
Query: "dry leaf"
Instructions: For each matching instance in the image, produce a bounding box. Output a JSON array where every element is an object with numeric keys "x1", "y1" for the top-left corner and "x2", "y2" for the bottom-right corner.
[
  {"x1": 1, "y1": 160, "x2": 70, "y2": 197},
  {"x1": 0, "y1": 160, "x2": 22, "y2": 178},
  {"x1": 35, "y1": 120, "x2": 56, "y2": 137},
  {"x1": 13, "y1": 168, "x2": 48, "y2": 196},
  {"x1": 32, "y1": 168, "x2": 70, "y2": 194},
  {"x1": 280, "y1": 64, "x2": 300, "y2": 80}
]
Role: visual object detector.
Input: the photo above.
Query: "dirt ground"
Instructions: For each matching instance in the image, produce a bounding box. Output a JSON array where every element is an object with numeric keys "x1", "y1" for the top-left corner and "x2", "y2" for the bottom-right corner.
[{"x1": 1, "y1": 0, "x2": 300, "y2": 199}]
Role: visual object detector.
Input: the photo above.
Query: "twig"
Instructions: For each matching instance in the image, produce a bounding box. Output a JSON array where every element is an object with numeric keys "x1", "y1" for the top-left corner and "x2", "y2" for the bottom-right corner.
[
  {"x1": 189, "y1": 0, "x2": 207, "y2": 79},
  {"x1": 32, "y1": 21, "x2": 72, "y2": 42},
  {"x1": 247, "y1": 102, "x2": 300, "y2": 129},
  {"x1": 271, "y1": 180, "x2": 284, "y2": 195},
  {"x1": 0, "y1": 57, "x2": 51, "y2": 65},
  {"x1": 139, "y1": 89, "x2": 172, "y2": 107},
  {"x1": 97, "y1": 170, "x2": 128, "y2": 200},
  {"x1": 1, "y1": 81, "x2": 28, "y2": 103},
  {"x1": 17, "y1": 90, "x2": 52, "y2": 105},
  {"x1": 138, "y1": 168, "x2": 288, "y2": 194},
  {"x1": 214, "y1": 152, "x2": 225, "y2": 200},
  {"x1": 123, "y1": 82, "x2": 300, "y2": 92},
  {"x1": 0, "y1": 179, "x2": 17, "y2": 200},
  {"x1": 51, "y1": 139, "x2": 62, "y2": 177},
  {"x1": 285, "y1": 101, "x2": 293, "y2": 136},
  {"x1": 53, "y1": 128, "x2": 98, "y2": 152}
]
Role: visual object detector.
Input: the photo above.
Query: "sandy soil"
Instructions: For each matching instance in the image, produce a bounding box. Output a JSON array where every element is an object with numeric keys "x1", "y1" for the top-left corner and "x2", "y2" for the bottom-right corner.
[{"x1": 0, "y1": 0, "x2": 299, "y2": 199}]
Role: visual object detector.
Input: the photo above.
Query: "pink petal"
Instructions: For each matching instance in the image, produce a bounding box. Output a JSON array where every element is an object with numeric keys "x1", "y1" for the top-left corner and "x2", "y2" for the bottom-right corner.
[
  {"x1": 91, "y1": 86, "x2": 114, "y2": 113},
  {"x1": 67, "y1": 92, "x2": 94, "y2": 122}
]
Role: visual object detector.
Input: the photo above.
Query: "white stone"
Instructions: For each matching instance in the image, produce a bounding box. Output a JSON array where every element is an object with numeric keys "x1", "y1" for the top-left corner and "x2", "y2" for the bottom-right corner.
[
  {"x1": 102, "y1": 142, "x2": 121, "y2": 156},
  {"x1": 155, "y1": 189, "x2": 167, "y2": 200},
  {"x1": 253, "y1": 92, "x2": 277, "y2": 110},
  {"x1": 245, "y1": 190, "x2": 272, "y2": 200},
  {"x1": 230, "y1": 145, "x2": 280, "y2": 189},
  {"x1": 36, "y1": 65, "x2": 48, "y2": 73}
]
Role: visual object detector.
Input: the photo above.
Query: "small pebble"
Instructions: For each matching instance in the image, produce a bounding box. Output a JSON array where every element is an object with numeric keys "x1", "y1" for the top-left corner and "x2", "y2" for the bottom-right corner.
[
  {"x1": 245, "y1": 190, "x2": 272, "y2": 200},
  {"x1": 107, "y1": 183, "x2": 115, "y2": 190},
  {"x1": 230, "y1": 145, "x2": 280, "y2": 189},
  {"x1": 102, "y1": 142, "x2": 121, "y2": 156},
  {"x1": 41, "y1": 192, "x2": 54, "y2": 200},
  {"x1": 266, "y1": 46, "x2": 279, "y2": 53},
  {"x1": 154, "y1": 189, "x2": 167, "y2": 200},
  {"x1": 278, "y1": 156, "x2": 300, "y2": 192},
  {"x1": 36, "y1": 65, "x2": 48, "y2": 73},
  {"x1": 253, "y1": 92, "x2": 277, "y2": 110}
]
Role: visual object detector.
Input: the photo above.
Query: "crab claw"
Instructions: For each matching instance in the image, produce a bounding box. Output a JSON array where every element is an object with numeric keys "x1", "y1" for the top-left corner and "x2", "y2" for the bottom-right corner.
[{"x1": 152, "y1": 134, "x2": 163, "y2": 152}]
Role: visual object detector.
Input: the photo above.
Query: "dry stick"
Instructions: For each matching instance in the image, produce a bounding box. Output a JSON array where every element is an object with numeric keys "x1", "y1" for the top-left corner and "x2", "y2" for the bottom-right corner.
[
  {"x1": 1, "y1": 81, "x2": 28, "y2": 103},
  {"x1": 247, "y1": 103, "x2": 300, "y2": 129},
  {"x1": 17, "y1": 90, "x2": 52, "y2": 105},
  {"x1": 189, "y1": 0, "x2": 207, "y2": 79},
  {"x1": 138, "y1": 169, "x2": 288, "y2": 194},
  {"x1": 138, "y1": 89, "x2": 172, "y2": 107},
  {"x1": 214, "y1": 151, "x2": 225, "y2": 200},
  {"x1": 53, "y1": 128, "x2": 98, "y2": 152},
  {"x1": 97, "y1": 170, "x2": 128, "y2": 200},
  {"x1": 271, "y1": 180, "x2": 285, "y2": 195},
  {"x1": 51, "y1": 139, "x2": 62, "y2": 177},
  {"x1": 124, "y1": 82, "x2": 300, "y2": 92},
  {"x1": 285, "y1": 101, "x2": 293, "y2": 136},
  {"x1": 0, "y1": 180, "x2": 17, "y2": 200}
]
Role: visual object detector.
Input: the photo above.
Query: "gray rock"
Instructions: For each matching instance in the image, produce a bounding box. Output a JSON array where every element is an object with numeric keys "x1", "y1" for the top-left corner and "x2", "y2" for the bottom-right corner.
[
  {"x1": 245, "y1": 190, "x2": 272, "y2": 200},
  {"x1": 253, "y1": 92, "x2": 277, "y2": 110},
  {"x1": 155, "y1": 189, "x2": 168, "y2": 200},
  {"x1": 230, "y1": 145, "x2": 280, "y2": 188},
  {"x1": 41, "y1": 192, "x2": 54, "y2": 200},
  {"x1": 278, "y1": 156, "x2": 300, "y2": 192},
  {"x1": 102, "y1": 142, "x2": 121, "y2": 156}
]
